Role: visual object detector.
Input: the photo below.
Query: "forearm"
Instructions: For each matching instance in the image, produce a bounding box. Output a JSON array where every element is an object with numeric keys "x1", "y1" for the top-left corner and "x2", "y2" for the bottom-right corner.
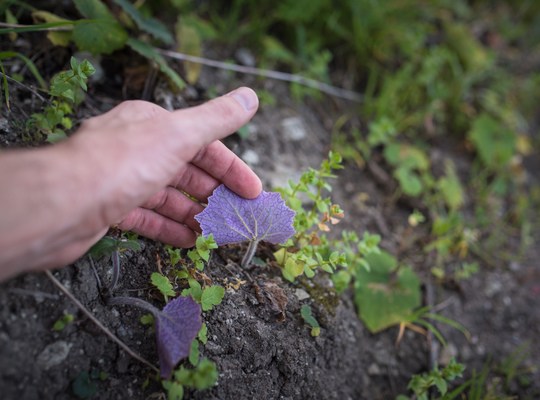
[{"x1": 0, "y1": 141, "x2": 106, "y2": 280}]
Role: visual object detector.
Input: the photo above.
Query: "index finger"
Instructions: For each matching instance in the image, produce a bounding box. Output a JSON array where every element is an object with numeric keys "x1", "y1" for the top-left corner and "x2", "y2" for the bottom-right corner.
[{"x1": 171, "y1": 140, "x2": 262, "y2": 200}]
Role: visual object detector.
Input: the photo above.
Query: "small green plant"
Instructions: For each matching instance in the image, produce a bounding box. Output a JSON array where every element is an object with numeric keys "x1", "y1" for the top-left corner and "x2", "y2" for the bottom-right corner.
[
  {"x1": 29, "y1": 57, "x2": 95, "y2": 143},
  {"x1": 180, "y1": 278, "x2": 225, "y2": 312},
  {"x1": 52, "y1": 312, "x2": 75, "y2": 331},
  {"x1": 186, "y1": 235, "x2": 218, "y2": 271},
  {"x1": 166, "y1": 246, "x2": 183, "y2": 267},
  {"x1": 163, "y1": 358, "x2": 218, "y2": 400},
  {"x1": 3, "y1": 0, "x2": 184, "y2": 89},
  {"x1": 300, "y1": 304, "x2": 320, "y2": 337},
  {"x1": 275, "y1": 151, "x2": 348, "y2": 281},
  {"x1": 400, "y1": 358, "x2": 466, "y2": 400},
  {"x1": 353, "y1": 250, "x2": 421, "y2": 333},
  {"x1": 151, "y1": 272, "x2": 176, "y2": 303}
]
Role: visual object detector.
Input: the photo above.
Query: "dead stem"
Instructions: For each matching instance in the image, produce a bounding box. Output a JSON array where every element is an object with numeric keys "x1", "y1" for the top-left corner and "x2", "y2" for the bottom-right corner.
[
  {"x1": 44, "y1": 270, "x2": 159, "y2": 374},
  {"x1": 158, "y1": 48, "x2": 364, "y2": 102}
]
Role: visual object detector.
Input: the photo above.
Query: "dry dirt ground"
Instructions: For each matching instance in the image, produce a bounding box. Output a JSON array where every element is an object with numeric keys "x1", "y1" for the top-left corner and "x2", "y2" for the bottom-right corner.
[{"x1": 0, "y1": 45, "x2": 539, "y2": 399}]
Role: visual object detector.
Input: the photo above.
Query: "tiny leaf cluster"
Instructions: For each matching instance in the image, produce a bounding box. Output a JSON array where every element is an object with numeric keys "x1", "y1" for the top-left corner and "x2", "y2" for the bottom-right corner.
[{"x1": 30, "y1": 57, "x2": 95, "y2": 143}]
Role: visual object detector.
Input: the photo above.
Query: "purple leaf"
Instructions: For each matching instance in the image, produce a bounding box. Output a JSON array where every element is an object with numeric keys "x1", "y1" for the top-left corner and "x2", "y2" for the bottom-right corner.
[
  {"x1": 156, "y1": 296, "x2": 202, "y2": 378},
  {"x1": 195, "y1": 184, "x2": 295, "y2": 246}
]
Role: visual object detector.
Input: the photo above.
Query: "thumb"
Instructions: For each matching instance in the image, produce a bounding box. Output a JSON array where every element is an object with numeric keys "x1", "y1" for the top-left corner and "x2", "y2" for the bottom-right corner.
[{"x1": 146, "y1": 87, "x2": 259, "y2": 158}]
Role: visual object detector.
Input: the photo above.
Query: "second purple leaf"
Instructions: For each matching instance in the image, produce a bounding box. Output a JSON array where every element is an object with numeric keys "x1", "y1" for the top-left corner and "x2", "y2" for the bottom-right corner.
[
  {"x1": 195, "y1": 184, "x2": 295, "y2": 267},
  {"x1": 156, "y1": 296, "x2": 202, "y2": 378}
]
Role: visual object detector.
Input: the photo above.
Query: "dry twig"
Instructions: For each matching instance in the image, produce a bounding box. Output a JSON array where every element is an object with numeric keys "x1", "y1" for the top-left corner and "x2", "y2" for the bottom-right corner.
[
  {"x1": 158, "y1": 48, "x2": 364, "y2": 103},
  {"x1": 44, "y1": 270, "x2": 159, "y2": 374}
]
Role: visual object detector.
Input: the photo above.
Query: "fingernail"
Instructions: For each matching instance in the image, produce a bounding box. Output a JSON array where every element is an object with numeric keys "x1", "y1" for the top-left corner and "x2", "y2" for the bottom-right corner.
[{"x1": 227, "y1": 87, "x2": 258, "y2": 111}]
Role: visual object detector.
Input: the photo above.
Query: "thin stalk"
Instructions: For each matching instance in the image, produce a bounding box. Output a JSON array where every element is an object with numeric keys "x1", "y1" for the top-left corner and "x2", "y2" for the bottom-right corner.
[
  {"x1": 157, "y1": 48, "x2": 363, "y2": 103},
  {"x1": 45, "y1": 270, "x2": 159, "y2": 374},
  {"x1": 107, "y1": 296, "x2": 161, "y2": 317},
  {"x1": 0, "y1": 21, "x2": 74, "y2": 34},
  {"x1": 242, "y1": 240, "x2": 259, "y2": 268},
  {"x1": 110, "y1": 250, "x2": 120, "y2": 292}
]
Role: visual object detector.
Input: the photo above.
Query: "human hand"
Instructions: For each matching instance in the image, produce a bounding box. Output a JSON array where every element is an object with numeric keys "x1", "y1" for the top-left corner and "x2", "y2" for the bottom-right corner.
[
  {"x1": 0, "y1": 87, "x2": 261, "y2": 280},
  {"x1": 71, "y1": 87, "x2": 262, "y2": 248}
]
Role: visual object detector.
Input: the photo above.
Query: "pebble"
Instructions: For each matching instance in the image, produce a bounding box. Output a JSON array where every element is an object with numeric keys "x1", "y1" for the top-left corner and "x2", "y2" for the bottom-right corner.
[
  {"x1": 438, "y1": 342, "x2": 458, "y2": 365},
  {"x1": 485, "y1": 278, "x2": 502, "y2": 297},
  {"x1": 294, "y1": 289, "x2": 310, "y2": 301},
  {"x1": 281, "y1": 117, "x2": 307, "y2": 141},
  {"x1": 242, "y1": 149, "x2": 260, "y2": 165},
  {"x1": 36, "y1": 341, "x2": 73, "y2": 370},
  {"x1": 235, "y1": 48, "x2": 256, "y2": 67},
  {"x1": 0, "y1": 118, "x2": 8, "y2": 132},
  {"x1": 367, "y1": 363, "x2": 382, "y2": 375}
]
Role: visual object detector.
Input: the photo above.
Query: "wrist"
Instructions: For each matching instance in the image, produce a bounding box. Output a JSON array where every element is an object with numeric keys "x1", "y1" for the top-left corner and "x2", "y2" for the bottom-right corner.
[{"x1": 0, "y1": 141, "x2": 107, "y2": 280}]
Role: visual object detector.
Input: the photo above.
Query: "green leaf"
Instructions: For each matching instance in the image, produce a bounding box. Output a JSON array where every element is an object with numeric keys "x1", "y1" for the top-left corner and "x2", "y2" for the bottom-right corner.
[
  {"x1": 395, "y1": 167, "x2": 423, "y2": 197},
  {"x1": 200, "y1": 285, "x2": 225, "y2": 312},
  {"x1": 163, "y1": 380, "x2": 184, "y2": 400},
  {"x1": 331, "y1": 270, "x2": 351, "y2": 293},
  {"x1": 118, "y1": 238, "x2": 141, "y2": 252},
  {"x1": 282, "y1": 257, "x2": 304, "y2": 282},
  {"x1": 434, "y1": 376, "x2": 448, "y2": 395},
  {"x1": 468, "y1": 114, "x2": 516, "y2": 170},
  {"x1": 73, "y1": 19, "x2": 128, "y2": 55},
  {"x1": 32, "y1": 11, "x2": 73, "y2": 47},
  {"x1": 166, "y1": 246, "x2": 183, "y2": 266},
  {"x1": 52, "y1": 313, "x2": 74, "y2": 331},
  {"x1": 0, "y1": 61, "x2": 9, "y2": 110},
  {"x1": 237, "y1": 125, "x2": 250, "y2": 140},
  {"x1": 113, "y1": 0, "x2": 173, "y2": 44},
  {"x1": 72, "y1": 371, "x2": 97, "y2": 399},
  {"x1": 300, "y1": 304, "x2": 320, "y2": 337},
  {"x1": 176, "y1": 17, "x2": 202, "y2": 84},
  {"x1": 127, "y1": 38, "x2": 185, "y2": 90},
  {"x1": 197, "y1": 323, "x2": 208, "y2": 344},
  {"x1": 151, "y1": 272, "x2": 175, "y2": 301},
  {"x1": 188, "y1": 339, "x2": 199, "y2": 366},
  {"x1": 355, "y1": 251, "x2": 421, "y2": 333},
  {"x1": 437, "y1": 162, "x2": 464, "y2": 211},
  {"x1": 140, "y1": 313, "x2": 154, "y2": 326},
  {"x1": 88, "y1": 236, "x2": 140, "y2": 258},
  {"x1": 73, "y1": 0, "x2": 115, "y2": 20},
  {"x1": 193, "y1": 359, "x2": 218, "y2": 389},
  {"x1": 47, "y1": 131, "x2": 68, "y2": 143},
  {"x1": 384, "y1": 143, "x2": 429, "y2": 171},
  {"x1": 182, "y1": 278, "x2": 202, "y2": 302}
]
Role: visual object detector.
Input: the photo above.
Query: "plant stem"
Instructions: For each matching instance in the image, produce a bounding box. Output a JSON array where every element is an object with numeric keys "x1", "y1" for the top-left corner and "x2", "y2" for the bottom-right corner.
[
  {"x1": 110, "y1": 250, "x2": 120, "y2": 292},
  {"x1": 44, "y1": 270, "x2": 159, "y2": 374},
  {"x1": 241, "y1": 240, "x2": 259, "y2": 268},
  {"x1": 158, "y1": 49, "x2": 363, "y2": 102},
  {"x1": 107, "y1": 296, "x2": 161, "y2": 317}
]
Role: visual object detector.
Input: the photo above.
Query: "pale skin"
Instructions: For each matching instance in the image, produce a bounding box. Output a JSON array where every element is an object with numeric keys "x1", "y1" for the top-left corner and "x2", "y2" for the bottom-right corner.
[{"x1": 0, "y1": 87, "x2": 262, "y2": 282}]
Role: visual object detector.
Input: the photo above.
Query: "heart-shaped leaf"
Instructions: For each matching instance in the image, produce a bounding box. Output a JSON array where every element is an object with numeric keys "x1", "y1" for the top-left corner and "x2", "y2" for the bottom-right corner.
[
  {"x1": 195, "y1": 184, "x2": 295, "y2": 246},
  {"x1": 156, "y1": 296, "x2": 202, "y2": 378}
]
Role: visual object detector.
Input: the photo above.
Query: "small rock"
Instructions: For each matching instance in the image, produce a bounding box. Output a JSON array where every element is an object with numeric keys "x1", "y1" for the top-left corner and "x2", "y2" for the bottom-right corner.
[
  {"x1": 367, "y1": 363, "x2": 382, "y2": 375},
  {"x1": 0, "y1": 118, "x2": 9, "y2": 132},
  {"x1": 242, "y1": 149, "x2": 260, "y2": 165},
  {"x1": 485, "y1": 278, "x2": 502, "y2": 297},
  {"x1": 439, "y1": 342, "x2": 458, "y2": 365},
  {"x1": 281, "y1": 117, "x2": 307, "y2": 141},
  {"x1": 235, "y1": 48, "x2": 256, "y2": 67},
  {"x1": 509, "y1": 261, "x2": 521, "y2": 272},
  {"x1": 294, "y1": 289, "x2": 310, "y2": 301},
  {"x1": 36, "y1": 341, "x2": 73, "y2": 370}
]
